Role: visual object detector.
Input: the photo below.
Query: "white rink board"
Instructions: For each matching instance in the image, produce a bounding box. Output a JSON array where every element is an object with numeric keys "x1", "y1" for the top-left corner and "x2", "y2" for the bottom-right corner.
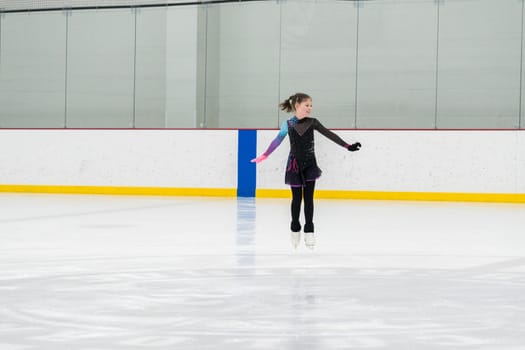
[
  {"x1": 0, "y1": 130, "x2": 238, "y2": 188},
  {"x1": 256, "y1": 129, "x2": 525, "y2": 194},
  {"x1": 0, "y1": 129, "x2": 524, "y2": 194}
]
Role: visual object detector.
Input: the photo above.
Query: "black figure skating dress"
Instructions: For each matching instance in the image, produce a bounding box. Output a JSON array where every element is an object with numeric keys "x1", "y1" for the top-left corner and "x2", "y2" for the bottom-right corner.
[{"x1": 262, "y1": 116, "x2": 350, "y2": 187}]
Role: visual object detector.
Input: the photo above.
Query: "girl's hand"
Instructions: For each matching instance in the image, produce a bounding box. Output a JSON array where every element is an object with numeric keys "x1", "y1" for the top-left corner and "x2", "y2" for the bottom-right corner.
[
  {"x1": 251, "y1": 155, "x2": 268, "y2": 164},
  {"x1": 347, "y1": 142, "x2": 361, "y2": 152}
]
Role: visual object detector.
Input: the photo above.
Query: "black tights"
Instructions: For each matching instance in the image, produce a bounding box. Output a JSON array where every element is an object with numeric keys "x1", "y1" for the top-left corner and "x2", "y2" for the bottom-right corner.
[{"x1": 290, "y1": 181, "x2": 315, "y2": 233}]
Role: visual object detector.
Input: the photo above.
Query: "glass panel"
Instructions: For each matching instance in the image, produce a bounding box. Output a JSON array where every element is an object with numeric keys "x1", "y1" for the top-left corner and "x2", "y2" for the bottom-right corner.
[
  {"x1": 195, "y1": 6, "x2": 207, "y2": 129},
  {"x1": 522, "y1": 0, "x2": 525, "y2": 130},
  {"x1": 205, "y1": 2, "x2": 280, "y2": 128},
  {"x1": 357, "y1": 0, "x2": 438, "y2": 129},
  {"x1": 437, "y1": 0, "x2": 521, "y2": 129},
  {"x1": 165, "y1": 5, "x2": 199, "y2": 128},
  {"x1": 280, "y1": 0, "x2": 358, "y2": 128},
  {"x1": 0, "y1": 12, "x2": 66, "y2": 128},
  {"x1": 2, "y1": 1, "x2": 522, "y2": 130},
  {"x1": 134, "y1": 7, "x2": 167, "y2": 128},
  {"x1": 66, "y1": 9, "x2": 134, "y2": 128},
  {"x1": 131, "y1": 5, "x2": 201, "y2": 128}
]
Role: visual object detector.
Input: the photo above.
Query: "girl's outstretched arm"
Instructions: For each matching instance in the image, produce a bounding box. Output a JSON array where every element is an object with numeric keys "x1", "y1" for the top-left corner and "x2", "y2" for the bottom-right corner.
[
  {"x1": 251, "y1": 121, "x2": 288, "y2": 163},
  {"x1": 314, "y1": 118, "x2": 361, "y2": 151}
]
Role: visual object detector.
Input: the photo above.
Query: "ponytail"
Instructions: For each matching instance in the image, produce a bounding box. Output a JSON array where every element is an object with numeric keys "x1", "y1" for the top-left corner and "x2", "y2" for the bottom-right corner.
[{"x1": 279, "y1": 92, "x2": 311, "y2": 113}]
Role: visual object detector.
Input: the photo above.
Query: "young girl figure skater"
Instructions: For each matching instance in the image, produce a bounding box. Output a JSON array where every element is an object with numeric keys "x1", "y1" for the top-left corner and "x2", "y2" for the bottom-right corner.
[{"x1": 251, "y1": 93, "x2": 361, "y2": 249}]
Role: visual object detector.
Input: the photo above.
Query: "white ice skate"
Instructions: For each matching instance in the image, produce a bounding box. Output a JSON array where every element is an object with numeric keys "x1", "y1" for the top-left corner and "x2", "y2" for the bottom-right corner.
[
  {"x1": 304, "y1": 232, "x2": 316, "y2": 249},
  {"x1": 290, "y1": 231, "x2": 301, "y2": 249}
]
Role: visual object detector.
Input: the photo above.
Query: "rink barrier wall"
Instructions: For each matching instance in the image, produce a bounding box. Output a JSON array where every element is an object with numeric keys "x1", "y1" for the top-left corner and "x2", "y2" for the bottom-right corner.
[{"x1": 1, "y1": 128, "x2": 525, "y2": 203}]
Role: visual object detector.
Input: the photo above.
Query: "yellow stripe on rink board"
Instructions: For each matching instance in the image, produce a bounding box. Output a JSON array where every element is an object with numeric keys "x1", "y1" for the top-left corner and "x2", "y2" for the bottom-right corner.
[
  {"x1": 1, "y1": 185, "x2": 524, "y2": 203},
  {"x1": 256, "y1": 189, "x2": 525, "y2": 204},
  {"x1": 0, "y1": 185, "x2": 237, "y2": 197}
]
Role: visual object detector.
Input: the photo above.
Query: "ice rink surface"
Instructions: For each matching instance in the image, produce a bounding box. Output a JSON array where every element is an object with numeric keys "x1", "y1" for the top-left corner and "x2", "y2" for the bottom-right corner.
[{"x1": 1, "y1": 193, "x2": 524, "y2": 349}]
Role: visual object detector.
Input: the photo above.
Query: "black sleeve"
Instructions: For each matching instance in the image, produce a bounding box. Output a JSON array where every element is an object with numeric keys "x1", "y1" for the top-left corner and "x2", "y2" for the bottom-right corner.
[{"x1": 313, "y1": 118, "x2": 348, "y2": 148}]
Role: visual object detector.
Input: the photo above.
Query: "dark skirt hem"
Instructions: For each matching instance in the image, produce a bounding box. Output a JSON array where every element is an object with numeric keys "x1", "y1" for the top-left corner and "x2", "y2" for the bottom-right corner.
[{"x1": 285, "y1": 166, "x2": 322, "y2": 187}]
